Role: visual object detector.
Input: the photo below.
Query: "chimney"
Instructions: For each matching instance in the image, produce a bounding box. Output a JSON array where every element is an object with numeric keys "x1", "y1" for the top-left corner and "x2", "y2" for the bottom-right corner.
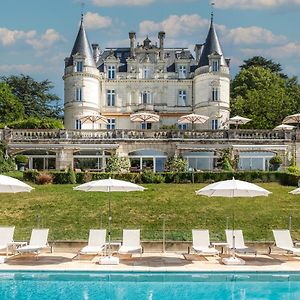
[
  {"x1": 129, "y1": 32, "x2": 136, "y2": 58},
  {"x1": 158, "y1": 31, "x2": 165, "y2": 59},
  {"x1": 194, "y1": 44, "x2": 204, "y2": 63},
  {"x1": 92, "y1": 44, "x2": 101, "y2": 63}
]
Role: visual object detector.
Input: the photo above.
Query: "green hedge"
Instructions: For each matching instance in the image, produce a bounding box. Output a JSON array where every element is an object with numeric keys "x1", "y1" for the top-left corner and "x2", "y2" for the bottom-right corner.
[{"x1": 23, "y1": 170, "x2": 300, "y2": 186}]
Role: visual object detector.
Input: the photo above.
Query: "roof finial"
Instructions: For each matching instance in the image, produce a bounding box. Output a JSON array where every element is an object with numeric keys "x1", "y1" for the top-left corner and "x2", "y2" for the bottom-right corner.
[
  {"x1": 211, "y1": 1, "x2": 215, "y2": 23},
  {"x1": 80, "y1": 1, "x2": 85, "y2": 23}
]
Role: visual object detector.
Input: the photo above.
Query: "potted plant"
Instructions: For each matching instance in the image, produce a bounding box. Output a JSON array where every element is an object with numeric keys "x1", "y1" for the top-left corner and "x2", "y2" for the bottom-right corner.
[
  {"x1": 269, "y1": 155, "x2": 282, "y2": 171},
  {"x1": 15, "y1": 154, "x2": 29, "y2": 171}
]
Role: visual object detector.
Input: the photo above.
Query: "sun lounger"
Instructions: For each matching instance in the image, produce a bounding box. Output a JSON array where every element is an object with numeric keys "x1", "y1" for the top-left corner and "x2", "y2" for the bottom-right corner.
[
  {"x1": 225, "y1": 230, "x2": 257, "y2": 255},
  {"x1": 17, "y1": 229, "x2": 49, "y2": 256},
  {"x1": 0, "y1": 227, "x2": 15, "y2": 255},
  {"x1": 78, "y1": 229, "x2": 106, "y2": 257},
  {"x1": 271, "y1": 229, "x2": 300, "y2": 255},
  {"x1": 118, "y1": 229, "x2": 142, "y2": 255},
  {"x1": 191, "y1": 230, "x2": 219, "y2": 256}
]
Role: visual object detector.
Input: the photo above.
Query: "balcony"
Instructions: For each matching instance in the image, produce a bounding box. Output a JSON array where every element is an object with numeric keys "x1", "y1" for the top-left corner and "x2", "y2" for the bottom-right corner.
[{"x1": 2, "y1": 128, "x2": 295, "y2": 144}]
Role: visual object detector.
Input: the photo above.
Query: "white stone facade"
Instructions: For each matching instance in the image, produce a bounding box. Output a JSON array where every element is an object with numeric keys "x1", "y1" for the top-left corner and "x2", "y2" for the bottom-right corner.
[{"x1": 63, "y1": 19, "x2": 230, "y2": 131}]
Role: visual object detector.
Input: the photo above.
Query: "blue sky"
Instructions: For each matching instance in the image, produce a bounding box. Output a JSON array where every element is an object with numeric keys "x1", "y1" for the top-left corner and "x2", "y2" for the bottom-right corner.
[{"x1": 1, "y1": 0, "x2": 300, "y2": 101}]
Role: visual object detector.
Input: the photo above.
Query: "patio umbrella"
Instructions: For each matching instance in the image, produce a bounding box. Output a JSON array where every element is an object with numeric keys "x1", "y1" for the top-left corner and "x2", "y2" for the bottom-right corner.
[
  {"x1": 227, "y1": 115, "x2": 251, "y2": 129},
  {"x1": 0, "y1": 174, "x2": 33, "y2": 193},
  {"x1": 130, "y1": 112, "x2": 160, "y2": 129},
  {"x1": 73, "y1": 178, "x2": 145, "y2": 264},
  {"x1": 274, "y1": 124, "x2": 295, "y2": 131},
  {"x1": 178, "y1": 113, "x2": 209, "y2": 129},
  {"x1": 289, "y1": 187, "x2": 300, "y2": 194},
  {"x1": 80, "y1": 114, "x2": 108, "y2": 129},
  {"x1": 283, "y1": 113, "x2": 300, "y2": 128},
  {"x1": 195, "y1": 177, "x2": 271, "y2": 264}
]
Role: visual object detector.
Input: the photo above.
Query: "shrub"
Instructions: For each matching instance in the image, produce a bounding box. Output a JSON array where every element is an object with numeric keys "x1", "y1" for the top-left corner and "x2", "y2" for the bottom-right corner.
[
  {"x1": 23, "y1": 170, "x2": 39, "y2": 182},
  {"x1": 36, "y1": 172, "x2": 53, "y2": 185},
  {"x1": 141, "y1": 170, "x2": 165, "y2": 183},
  {"x1": 8, "y1": 117, "x2": 64, "y2": 129},
  {"x1": 287, "y1": 165, "x2": 299, "y2": 175},
  {"x1": 14, "y1": 154, "x2": 29, "y2": 165},
  {"x1": 66, "y1": 167, "x2": 76, "y2": 184},
  {"x1": 105, "y1": 155, "x2": 131, "y2": 173},
  {"x1": 269, "y1": 155, "x2": 283, "y2": 165},
  {"x1": 165, "y1": 155, "x2": 188, "y2": 172}
]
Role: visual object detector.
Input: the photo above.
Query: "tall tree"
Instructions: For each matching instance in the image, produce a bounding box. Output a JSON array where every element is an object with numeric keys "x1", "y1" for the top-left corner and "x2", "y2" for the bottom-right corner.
[
  {"x1": 0, "y1": 82, "x2": 24, "y2": 123},
  {"x1": 240, "y1": 56, "x2": 287, "y2": 79},
  {"x1": 231, "y1": 66, "x2": 295, "y2": 129},
  {"x1": 1, "y1": 75, "x2": 62, "y2": 118}
]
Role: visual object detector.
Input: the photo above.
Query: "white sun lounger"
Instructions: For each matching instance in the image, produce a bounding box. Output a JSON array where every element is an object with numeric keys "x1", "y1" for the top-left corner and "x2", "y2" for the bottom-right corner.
[
  {"x1": 78, "y1": 229, "x2": 106, "y2": 257},
  {"x1": 225, "y1": 230, "x2": 257, "y2": 255},
  {"x1": 191, "y1": 230, "x2": 219, "y2": 256},
  {"x1": 118, "y1": 229, "x2": 142, "y2": 255},
  {"x1": 0, "y1": 227, "x2": 15, "y2": 256},
  {"x1": 271, "y1": 229, "x2": 300, "y2": 255},
  {"x1": 17, "y1": 229, "x2": 49, "y2": 256}
]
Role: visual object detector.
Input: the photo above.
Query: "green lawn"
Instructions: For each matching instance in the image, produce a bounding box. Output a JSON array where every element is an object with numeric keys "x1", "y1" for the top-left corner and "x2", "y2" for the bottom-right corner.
[{"x1": 0, "y1": 182, "x2": 300, "y2": 242}]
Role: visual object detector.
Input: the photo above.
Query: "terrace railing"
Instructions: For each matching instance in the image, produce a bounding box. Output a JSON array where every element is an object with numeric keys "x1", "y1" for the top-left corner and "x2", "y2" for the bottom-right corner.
[{"x1": 1, "y1": 128, "x2": 295, "y2": 143}]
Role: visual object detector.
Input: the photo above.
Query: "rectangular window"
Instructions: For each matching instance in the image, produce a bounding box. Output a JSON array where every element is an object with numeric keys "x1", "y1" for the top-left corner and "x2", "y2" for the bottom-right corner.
[
  {"x1": 179, "y1": 65, "x2": 187, "y2": 79},
  {"x1": 75, "y1": 88, "x2": 82, "y2": 101},
  {"x1": 107, "y1": 118, "x2": 116, "y2": 130},
  {"x1": 211, "y1": 87, "x2": 220, "y2": 101},
  {"x1": 178, "y1": 90, "x2": 187, "y2": 106},
  {"x1": 76, "y1": 61, "x2": 83, "y2": 72},
  {"x1": 212, "y1": 60, "x2": 220, "y2": 72},
  {"x1": 75, "y1": 119, "x2": 82, "y2": 130},
  {"x1": 141, "y1": 122, "x2": 152, "y2": 130},
  {"x1": 143, "y1": 67, "x2": 150, "y2": 79},
  {"x1": 178, "y1": 123, "x2": 188, "y2": 130},
  {"x1": 107, "y1": 66, "x2": 116, "y2": 79},
  {"x1": 141, "y1": 91, "x2": 151, "y2": 104},
  {"x1": 211, "y1": 119, "x2": 218, "y2": 130},
  {"x1": 107, "y1": 90, "x2": 115, "y2": 106}
]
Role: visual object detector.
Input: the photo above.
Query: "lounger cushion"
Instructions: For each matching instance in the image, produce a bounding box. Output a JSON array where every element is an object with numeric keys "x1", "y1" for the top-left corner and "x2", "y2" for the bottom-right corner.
[
  {"x1": 118, "y1": 246, "x2": 142, "y2": 254},
  {"x1": 80, "y1": 245, "x2": 105, "y2": 254},
  {"x1": 192, "y1": 246, "x2": 219, "y2": 255}
]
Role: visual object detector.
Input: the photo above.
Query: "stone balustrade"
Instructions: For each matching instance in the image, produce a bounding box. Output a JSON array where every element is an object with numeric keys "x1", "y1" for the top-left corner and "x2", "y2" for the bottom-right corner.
[{"x1": 1, "y1": 128, "x2": 295, "y2": 143}]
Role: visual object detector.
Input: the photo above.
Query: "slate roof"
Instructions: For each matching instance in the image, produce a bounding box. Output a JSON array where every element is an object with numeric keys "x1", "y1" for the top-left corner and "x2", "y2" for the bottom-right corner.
[
  {"x1": 198, "y1": 16, "x2": 227, "y2": 67},
  {"x1": 66, "y1": 17, "x2": 96, "y2": 68}
]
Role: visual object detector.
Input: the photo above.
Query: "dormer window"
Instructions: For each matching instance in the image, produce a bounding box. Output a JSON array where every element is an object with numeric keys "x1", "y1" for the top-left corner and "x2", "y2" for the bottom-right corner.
[
  {"x1": 212, "y1": 60, "x2": 220, "y2": 72},
  {"x1": 107, "y1": 65, "x2": 116, "y2": 79},
  {"x1": 178, "y1": 65, "x2": 187, "y2": 79},
  {"x1": 76, "y1": 61, "x2": 83, "y2": 72},
  {"x1": 143, "y1": 67, "x2": 150, "y2": 79}
]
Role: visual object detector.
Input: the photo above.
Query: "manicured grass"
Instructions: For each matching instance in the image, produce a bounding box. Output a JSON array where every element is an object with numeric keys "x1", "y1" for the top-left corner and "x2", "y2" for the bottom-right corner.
[{"x1": 0, "y1": 182, "x2": 300, "y2": 242}]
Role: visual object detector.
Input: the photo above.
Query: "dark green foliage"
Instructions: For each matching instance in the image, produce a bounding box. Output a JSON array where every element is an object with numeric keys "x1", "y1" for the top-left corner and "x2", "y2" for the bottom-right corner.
[
  {"x1": 7, "y1": 117, "x2": 64, "y2": 129},
  {"x1": 0, "y1": 142, "x2": 16, "y2": 172},
  {"x1": 24, "y1": 170, "x2": 300, "y2": 186},
  {"x1": 0, "y1": 82, "x2": 24, "y2": 123},
  {"x1": 14, "y1": 154, "x2": 29, "y2": 165},
  {"x1": 1, "y1": 75, "x2": 62, "y2": 119},
  {"x1": 141, "y1": 170, "x2": 165, "y2": 183}
]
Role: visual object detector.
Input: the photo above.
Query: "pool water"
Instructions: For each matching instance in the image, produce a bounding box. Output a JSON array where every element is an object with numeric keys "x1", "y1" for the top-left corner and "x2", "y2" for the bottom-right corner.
[{"x1": 0, "y1": 271, "x2": 300, "y2": 300}]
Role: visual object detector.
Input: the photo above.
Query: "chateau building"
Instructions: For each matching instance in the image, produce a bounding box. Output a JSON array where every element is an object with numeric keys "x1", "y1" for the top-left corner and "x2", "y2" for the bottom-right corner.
[
  {"x1": 2, "y1": 15, "x2": 295, "y2": 172},
  {"x1": 63, "y1": 14, "x2": 230, "y2": 132}
]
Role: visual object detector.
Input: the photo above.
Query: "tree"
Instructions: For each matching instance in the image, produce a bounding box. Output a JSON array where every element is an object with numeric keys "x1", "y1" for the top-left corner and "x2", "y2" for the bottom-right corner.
[
  {"x1": 231, "y1": 66, "x2": 296, "y2": 129},
  {"x1": 1, "y1": 74, "x2": 62, "y2": 118},
  {"x1": 0, "y1": 82, "x2": 24, "y2": 123},
  {"x1": 240, "y1": 56, "x2": 287, "y2": 78}
]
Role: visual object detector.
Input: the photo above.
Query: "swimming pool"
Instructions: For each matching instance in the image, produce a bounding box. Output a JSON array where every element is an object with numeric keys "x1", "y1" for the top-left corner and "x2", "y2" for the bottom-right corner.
[{"x1": 0, "y1": 271, "x2": 300, "y2": 299}]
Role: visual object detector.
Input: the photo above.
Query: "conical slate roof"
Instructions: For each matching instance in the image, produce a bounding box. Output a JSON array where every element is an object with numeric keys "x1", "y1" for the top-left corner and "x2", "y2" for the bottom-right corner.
[
  {"x1": 198, "y1": 15, "x2": 226, "y2": 67},
  {"x1": 67, "y1": 17, "x2": 96, "y2": 67}
]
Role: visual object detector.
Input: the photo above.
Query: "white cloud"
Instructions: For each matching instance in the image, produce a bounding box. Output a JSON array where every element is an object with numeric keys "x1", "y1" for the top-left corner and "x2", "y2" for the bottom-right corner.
[
  {"x1": 0, "y1": 28, "x2": 36, "y2": 46},
  {"x1": 26, "y1": 29, "x2": 63, "y2": 50},
  {"x1": 84, "y1": 12, "x2": 112, "y2": 29},
  {"x1": 241, "y1": 42, "x2": 300, "y2": 59},
  {"x1": 139, "y1": 14, "x2": 208, "y2": 38},
  {"x1": 0, "y1": 27, "x2": 63, "y2": 50},
  {"x1": 0, "y1": 64, "x2": 44, "y2": 73},
  {"x1": 223, "y1": 26, "x2": 287, "y2": 45},
  {"x1": 214, "y1": 0, "x2": 300, "y2": 9},
  {"x1": 91, "y1": 0, "x2": 155, "y2": 6}
]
